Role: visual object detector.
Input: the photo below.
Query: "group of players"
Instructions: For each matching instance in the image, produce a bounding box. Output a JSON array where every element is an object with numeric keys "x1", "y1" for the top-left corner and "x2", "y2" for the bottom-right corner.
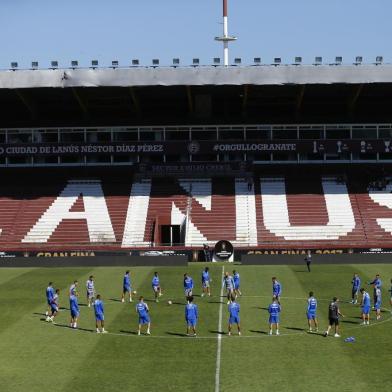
[{"x1": 44, "y1": 268, "x2": 392, "y2": 337}]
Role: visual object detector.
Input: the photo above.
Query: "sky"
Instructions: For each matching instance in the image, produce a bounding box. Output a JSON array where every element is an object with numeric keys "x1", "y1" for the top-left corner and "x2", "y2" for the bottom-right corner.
[{"x1": 0, "y1": 0, "x2": 391, "y2": 69}]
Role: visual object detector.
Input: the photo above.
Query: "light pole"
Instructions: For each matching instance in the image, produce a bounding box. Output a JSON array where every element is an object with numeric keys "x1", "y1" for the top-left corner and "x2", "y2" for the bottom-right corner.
[{"x1": 215, "y1": 0, "x2": 237, "y2": 66}]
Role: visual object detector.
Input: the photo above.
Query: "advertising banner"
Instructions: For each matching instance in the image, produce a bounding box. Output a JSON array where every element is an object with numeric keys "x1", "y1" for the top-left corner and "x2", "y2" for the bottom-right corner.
[{"x1": 0, "y1": 139, "x2": 391, "y2": 157}]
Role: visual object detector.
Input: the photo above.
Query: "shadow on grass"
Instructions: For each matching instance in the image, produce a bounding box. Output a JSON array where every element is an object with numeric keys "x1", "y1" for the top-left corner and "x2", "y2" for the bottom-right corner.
[
  {"x1": 144, "y1": 299, "x2": 159, "y2": 303},
  {"x1": 312, "y1": 332, "x2": 328, "y2": 338},
  {"x1": 109, "y1": 298, "x2": 123, "y2": 303},
  {"x1": 251, "y1": 306, "x2": 268, "y2": 311},
  {"x1": 166, "y1": 331, "x2": 187, "y2": 337},
  {"x1": 54, "y1": 323, "x2": 94, "y2": 333},
  {"x1": 249, "y1": 330, "x2": 268, "y2": 334},
  {"x1": 171, "y1": 301, "x2": 185, "y2": 306},
  {"x1": 119, "y1": 330, "x2": 138, "y2": 335},
  {"x1": 285, "y1": 327, "x2": 305, "y2": 331},
  {"x1": 209, "y1": 330, "x2": 226, "y2": 335},
  {"x1": 341, "y1": 320, "x2": 359, "y2": 324},
  {"x1": 33, "y1": 312, "x2": 46, "y2": 316},
  {"x1": 208, "y1": 301, "x2": 224, "y2": 304}
]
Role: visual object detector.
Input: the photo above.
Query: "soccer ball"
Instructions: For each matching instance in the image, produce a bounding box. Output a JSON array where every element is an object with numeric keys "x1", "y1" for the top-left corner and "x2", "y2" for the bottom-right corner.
[
  {"x1": 132, "y1": 290, "x2": 137, "y2": 295},
  {"x1": 168, "y1": 300, "x2": 172, "y2": 305}
]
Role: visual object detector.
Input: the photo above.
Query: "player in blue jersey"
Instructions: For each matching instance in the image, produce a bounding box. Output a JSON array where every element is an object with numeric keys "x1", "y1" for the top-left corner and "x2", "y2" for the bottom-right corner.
[
  {"x1": 46, "y1": 289, "x2": 60, "y2": 323},
  {"x1": 152, "y1": 272, "x2": 162, "y2": 303},
  {"x1": 360, "y1": 288, "x2": 371, "y2": 325},
  {"x1": 185, "y1": 296, "x2": 198, "y2": 336},
  {"x1": 228, "y1": 295, "x2": 241, "y2": 336},
  {"x1": 45, "y1": 282, "x2": 55, "y2": 316},
  {"x1": 268, "y1": 296, "x2": 281, "y2": 335},
  {"x1": 121, "y1": 270, "x2": 133, "y2": 303},
  {"x1": 272, "y1": 277, "x2": 282, "y2": 304},
  {"x1": 94, "y1": 294, "x2": 107, "y2": 333},
  {"x1": 136, "y1": 296, "x2": 151, "y2": 335},
  {"x1": 368, "y1": 274, "x2": 382, "y2": 308},
  {"x1": 233, "y1": 270, "x2": 242, "y2": 297},
  {"x1": 351, "y1": 273, "x2": 361, "y2": 304},
  {"x1": 222, "y1": 271, "x2": 235, "y2": 304},
  {"x1": 184, "y1": 273, "x2": 194, "y2": 298},
  {"x1": 69, "y1": 280, "x2": 79, "y2": 297},
  {"x1": 306, "y1": 291, "x2": 318, "y2": 332},
  {"x1": 201, "y1": 267, "x2": 211, "y2": 297},
  {"x1": 86, "y1": 275, "x2": 95, "y2": 307},
  {"x1": 374, "y1": 286, "x2": 382, "y2": 320},
  {"x1": 69, "y1": 293, "x2": 80, "y2": 329}
]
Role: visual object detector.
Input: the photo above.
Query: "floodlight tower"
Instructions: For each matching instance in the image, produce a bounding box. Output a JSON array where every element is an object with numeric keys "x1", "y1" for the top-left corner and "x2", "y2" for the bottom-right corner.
[{"x1": 215, "y1": 0, "x2": 237, "y2": 66}]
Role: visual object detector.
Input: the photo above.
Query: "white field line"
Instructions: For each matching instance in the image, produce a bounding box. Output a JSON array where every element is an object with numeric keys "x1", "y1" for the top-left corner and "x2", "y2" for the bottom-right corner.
[{"x1": 215, "y1": 265, "x2": 225, "y2": 392}]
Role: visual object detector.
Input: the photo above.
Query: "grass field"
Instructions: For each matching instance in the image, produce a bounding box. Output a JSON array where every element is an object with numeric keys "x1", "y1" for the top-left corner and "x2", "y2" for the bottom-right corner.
[{"x1": 1, "y1": 263, "x2": 391, "y2": 392}]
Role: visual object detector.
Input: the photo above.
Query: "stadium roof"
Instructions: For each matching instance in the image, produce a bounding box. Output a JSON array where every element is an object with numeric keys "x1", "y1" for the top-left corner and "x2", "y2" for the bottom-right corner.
[
  {"x1": 1, "y1": 65, "x2": 392, "y2": 88},
  {"x1": 2, "y1": 65, "x2": 392, "y2": 128}
]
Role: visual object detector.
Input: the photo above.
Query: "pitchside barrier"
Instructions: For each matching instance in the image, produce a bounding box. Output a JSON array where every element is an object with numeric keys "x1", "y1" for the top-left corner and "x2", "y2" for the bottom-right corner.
[
  {"x1": 0, "y1": 255, "x2": 188, "y2": 268},
  {"x1": 241, "y1": 253, "x2": 392, "y2": 265}
]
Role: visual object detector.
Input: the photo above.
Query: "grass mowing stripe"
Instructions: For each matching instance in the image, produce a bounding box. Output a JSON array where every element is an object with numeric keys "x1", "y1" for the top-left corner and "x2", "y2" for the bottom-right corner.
[
  {"x1": 215, "y1": 265, "x2": 224, "y2": 392},
  {"x1": 0, "y1": 267, "x2": 35, "y2": 285},
  {"x1": 60, "y1": 266, "x2": 219, "y2": 392},
  {"x1": 0, "y1": 267, "x2": 96, "y2": 392},
  {"x1": 0, "y1": 267, "x2": 92, "y2": 335},
  {"x1": 1, "y1": 265, "x2": 391, "y2": 392}
]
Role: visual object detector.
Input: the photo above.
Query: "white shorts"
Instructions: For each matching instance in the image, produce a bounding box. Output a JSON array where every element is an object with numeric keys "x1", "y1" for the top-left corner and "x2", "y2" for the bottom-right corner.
[{"x1": 153, "y1": 286, "x2": 160, "y2": 293}]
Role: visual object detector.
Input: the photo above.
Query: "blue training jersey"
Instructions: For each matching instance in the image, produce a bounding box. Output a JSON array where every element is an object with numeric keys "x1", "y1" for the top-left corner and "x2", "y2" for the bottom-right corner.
[
  {"x1": 202, "y1": 271, "x2": 210, "y2": 283},
  {"x1": 69, "y1": 284, "x2": 77, "y2": 297},
  {"x1": 363, "y1": 292, "x2": 371, "y2": 307},
  {"x1": 184, "y1": 277, "x2": 194, "y2": 290},
  {"x1": 123, "y1": 274, "x2": 131, "y2": 287},
  {"x1": 185, "y1": 303, "x2": 198, "y2": 320},
  {"x1": 46, "y1": 286, "x2": 54, "y2": 301},
  {"x1": 273, "y1": 281, "x2": 282, "y2": 296},
  {"x1": 223, "y1": 276, "x2": 235, "y2": 290},
  {"x1": 268, "y1": 303, "x2": 281, "y2": 316},
  {"x1": 307, "y1": 297, "x2": 317, "y2": 313},
  {"x1": 228, "y1": 302, "x2": 240, "y2": 318},
  {"x1": 233, "y1": 273, "x2": 240, "y2": 285},
  {"x1": 352, "y1": 276, "x2": 361, "y2": 289},
  {"x1": 152, "y1": 276, "x2": 160, "y2": 287},
  {"x1": 51, "y1": 294, "x2": 59, "y2": 307},
  {"x1": 136, "y1": 302, "x2": 149, "y2": 316},
  {"x1": 370, "y1": 278, "x2": 382, "y2": 288},
  {"x1": 94, "y1": 299, "x2": 104, "y2": 315},
  {"x1": 70, "y1": 295, "x2": 79, "y2": 313}
]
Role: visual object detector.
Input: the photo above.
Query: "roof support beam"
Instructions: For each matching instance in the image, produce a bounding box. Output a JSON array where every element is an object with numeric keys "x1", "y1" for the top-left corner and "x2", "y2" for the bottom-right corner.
[
  {"x1": 71, "y1": 88, "x2": 89, "y2": 117},
  {"x1": 296, "y1": 85, "x2": 306, "y2": 112},
  {"x1": 186, "y1": 86, "x2": 193, "y2": 113},
  {"x1": 14, "y1": 89, "x2": 35, "y2": 118},
  {"x1": 129, "y1": 87, "x2": 141, "y2": 116},
  {"x1": 348, "y1": 84, "x2": 364, "y2": 114},
  {"x1": 242, "y1": 84, "x2": 249, "y2": 116}
]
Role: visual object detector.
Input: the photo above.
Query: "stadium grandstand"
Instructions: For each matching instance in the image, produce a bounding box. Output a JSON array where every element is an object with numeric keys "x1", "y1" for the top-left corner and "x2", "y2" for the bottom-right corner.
[{"x1": 2, "y1": 61, "x2": 392, "y2": 257}]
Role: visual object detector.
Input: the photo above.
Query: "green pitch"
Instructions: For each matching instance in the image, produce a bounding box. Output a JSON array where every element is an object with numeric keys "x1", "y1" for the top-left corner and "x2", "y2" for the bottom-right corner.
[{"x1": 1, "y1": 263, "x2": 391, "y2": 392}]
